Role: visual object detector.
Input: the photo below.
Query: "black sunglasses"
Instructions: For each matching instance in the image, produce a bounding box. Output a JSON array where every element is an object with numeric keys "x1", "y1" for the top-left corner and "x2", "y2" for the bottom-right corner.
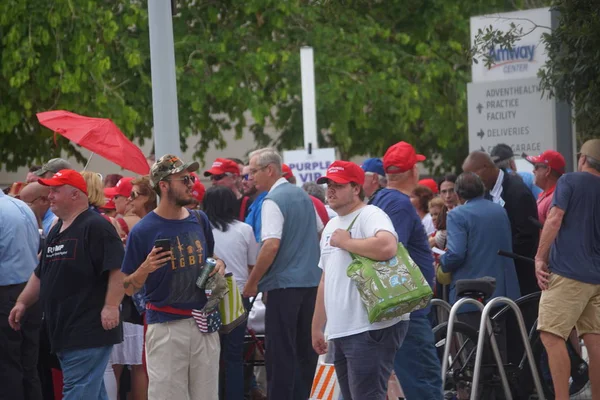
[
  {"x1": 167, "y1": 175, "x2": 196, "y2": 185},
  {"x1": 210, "y1": 173, "x2": 231, "y2": 181}
]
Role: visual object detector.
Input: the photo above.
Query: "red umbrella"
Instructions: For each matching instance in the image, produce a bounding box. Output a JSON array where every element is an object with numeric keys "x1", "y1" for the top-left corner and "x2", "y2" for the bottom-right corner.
[{"x1": 36, "y1": 110, "x2": 150, "y2": 175}]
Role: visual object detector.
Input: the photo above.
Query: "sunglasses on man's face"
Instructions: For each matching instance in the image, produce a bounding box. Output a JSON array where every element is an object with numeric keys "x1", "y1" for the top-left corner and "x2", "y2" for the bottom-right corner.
[
  {"x1": 169, "y1": 175, "x2": 196, "y2": 185},
  {"x1": 210, "y1": 173, "x2": 230, "y2": 181}
]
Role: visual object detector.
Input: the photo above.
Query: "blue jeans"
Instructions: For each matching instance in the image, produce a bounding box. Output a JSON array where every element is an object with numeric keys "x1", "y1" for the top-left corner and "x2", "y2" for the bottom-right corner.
[
  {"x1": 333, "y1": 321, "x2": 408, "y2": 400},
  {"x1": 221, "y1": 319, "x2": 247, "y2": 400},
  {"x1": 56, "y1": 345, "x2": 112, "y2": 400},
  {"x1": 394, "y1": 314, "x2": 443, "y2": 399}
]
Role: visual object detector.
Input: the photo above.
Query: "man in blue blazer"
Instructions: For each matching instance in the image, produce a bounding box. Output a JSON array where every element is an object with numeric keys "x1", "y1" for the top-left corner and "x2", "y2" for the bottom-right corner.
[{"x1": 440, "y1": 172, "x2": 521, "y2": 321}]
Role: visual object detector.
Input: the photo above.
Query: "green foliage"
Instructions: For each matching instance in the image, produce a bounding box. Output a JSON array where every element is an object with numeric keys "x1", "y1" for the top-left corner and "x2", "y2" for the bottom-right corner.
[{"x1": 2, "y1": 0, "x2": 517, "y2": 174}]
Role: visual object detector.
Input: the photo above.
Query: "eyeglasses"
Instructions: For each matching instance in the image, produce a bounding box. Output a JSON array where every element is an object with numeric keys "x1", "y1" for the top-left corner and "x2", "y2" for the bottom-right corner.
[
  {"x1": 534, "y1": 164, "x2": 548, "y2": 171},
  {"x1": 167, "y1": 175, "x2": 196, "y2": 185},
  {"x1": 210, "y1": 173, "x2": 231, "y2": 182},
  {"x1": 25, "y1": 196, "x2": 43, "y2": 206},
  {"x1": 242, "y1": 174, "x2": 250, "y2": 181},
  {"x1": 249, "y1": 165, "x2": 269, "y2": 176}
]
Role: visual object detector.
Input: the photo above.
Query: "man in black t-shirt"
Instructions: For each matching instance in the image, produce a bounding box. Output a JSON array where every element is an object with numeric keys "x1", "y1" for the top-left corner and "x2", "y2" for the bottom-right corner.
[{"x1": 9, "y1": 169, "x2": 125, "y2": 400}]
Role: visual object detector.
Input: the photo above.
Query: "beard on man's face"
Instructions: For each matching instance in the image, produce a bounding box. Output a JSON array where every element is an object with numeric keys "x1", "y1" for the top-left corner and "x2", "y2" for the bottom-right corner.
[{"x1": 167, "y1": 185, "x2": 194, "y2": 207}]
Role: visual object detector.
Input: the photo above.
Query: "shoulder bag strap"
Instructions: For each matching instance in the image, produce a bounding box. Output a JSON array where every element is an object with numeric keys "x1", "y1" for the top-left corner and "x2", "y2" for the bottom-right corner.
[
  {"x1": 192, "y1": 210, "x2": 204, "y2": 230},
  {"x1": 116, "y1": 217, "x2": 129, "y2": 235},
  {"x1": 239, "y1": 196, "x2": 249, "y2": 221}
]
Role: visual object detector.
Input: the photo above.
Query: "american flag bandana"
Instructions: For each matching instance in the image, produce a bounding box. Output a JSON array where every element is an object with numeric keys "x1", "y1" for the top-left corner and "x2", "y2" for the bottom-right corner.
[{"x1": 192, "y1": 289, "x2": 222, "y2": 333}]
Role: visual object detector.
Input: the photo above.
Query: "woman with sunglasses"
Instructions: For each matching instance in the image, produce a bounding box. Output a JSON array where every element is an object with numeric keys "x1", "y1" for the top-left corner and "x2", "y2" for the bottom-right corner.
[{"x1": 203, "y1": 185, "x2": 259, "y2": 400}]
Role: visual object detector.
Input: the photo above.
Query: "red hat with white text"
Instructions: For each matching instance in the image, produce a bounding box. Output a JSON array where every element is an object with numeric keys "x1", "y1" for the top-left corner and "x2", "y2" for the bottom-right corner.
[
  {"x1": 316, "y1": 161, "x2": 365, "y2": 185},
  {"x1": 204, "y1": 158, "x2": 240, "y2": 176},
  {"x1": 526, "y1": 150, "x2": 566, "y2": 175},
  {"x1": 104, "y1": 177, "x2": 134, "y2": 198},
  {"x1": 38, "y1": 169, "x2": 88, "y2": 195}
]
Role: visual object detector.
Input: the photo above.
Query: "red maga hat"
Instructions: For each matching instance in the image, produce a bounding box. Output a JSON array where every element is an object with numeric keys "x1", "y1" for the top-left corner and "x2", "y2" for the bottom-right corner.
[
  {"x1": 383, "y1": 141, "x2": 426, "y2": 173},
  {"x1": 204, "y1": 158, "x2": 240, "y2": 176},
  {"x1": 316, "y1": 161, "x2": 365, "y2": 185},
  {"x1": 419, "y1": 178, "x2": 439, "y2": 194},
  {"x1": 38, "y1": 169, "x2": 88, "y2": 195},
  {"x1": 282, "y1": 163, "x2": 294, "y2": 180},
  {"x1": 104, "y1": 177, "x2": 134, "y2": 198},
  {"x1": 526, "y1": 150, "x2": 566, "y2": 175}
]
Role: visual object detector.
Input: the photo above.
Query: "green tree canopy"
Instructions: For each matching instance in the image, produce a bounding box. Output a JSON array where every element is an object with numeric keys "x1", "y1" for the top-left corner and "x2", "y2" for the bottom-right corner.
[{"x1": 2, "y1": 0, "x2": 514, "y2": 174}]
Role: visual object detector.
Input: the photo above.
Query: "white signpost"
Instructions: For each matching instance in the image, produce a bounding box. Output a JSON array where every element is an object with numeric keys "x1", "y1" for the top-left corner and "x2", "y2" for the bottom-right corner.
[
  {"x1": 468, "y1": 7, "x2": 574, "y2": 170},
  {"x1": 283, "y1": 148, "x2": 336, "y2": 187},
  {"x1": 467, "y1": 77, "x2": 556, "y2": 155}
]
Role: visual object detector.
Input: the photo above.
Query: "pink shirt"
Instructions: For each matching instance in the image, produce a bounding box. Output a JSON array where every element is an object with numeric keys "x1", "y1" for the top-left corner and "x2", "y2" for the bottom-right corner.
[{"x1": 537, "y1": 185, "x2": 556, "y2": 225}]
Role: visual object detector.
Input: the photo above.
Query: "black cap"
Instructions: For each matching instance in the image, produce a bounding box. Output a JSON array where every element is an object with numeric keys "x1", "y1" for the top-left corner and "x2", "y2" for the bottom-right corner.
[{"x1": 490, "y1": 144, "x2": 513, "y2": 164}]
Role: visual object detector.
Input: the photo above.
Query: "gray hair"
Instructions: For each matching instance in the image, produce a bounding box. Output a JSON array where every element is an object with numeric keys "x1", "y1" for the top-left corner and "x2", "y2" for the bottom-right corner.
[
  {"x1": 249, "y1": 147, "x2": 282, "y2": 175},
  {"x1": 455, "y1": 172, "x2": 485, "y2": 201},
  {"x1": 586, "y1": 155, "x2": 600, "y2": 172},
  {"x1": 302, "y1": 182, "x2": 326, "y2": 203}
]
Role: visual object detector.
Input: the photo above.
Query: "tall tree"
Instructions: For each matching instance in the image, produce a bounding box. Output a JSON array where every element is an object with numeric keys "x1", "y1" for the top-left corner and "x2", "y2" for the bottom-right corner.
[{"x1": 2, "y1": 0, "x2": 516, "y2": 174}]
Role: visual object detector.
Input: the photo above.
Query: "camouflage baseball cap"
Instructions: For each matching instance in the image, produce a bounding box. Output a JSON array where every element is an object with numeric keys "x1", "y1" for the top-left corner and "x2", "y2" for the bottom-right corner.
[{"x1": 150, "y1": 154, "x2": 199, "y2": 188}]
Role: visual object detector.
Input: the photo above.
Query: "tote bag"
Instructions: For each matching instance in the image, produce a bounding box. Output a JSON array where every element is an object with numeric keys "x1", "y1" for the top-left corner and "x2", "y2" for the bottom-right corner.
[
  {"x1": 219, "y1": 273, "x2": 247, "y2": 334},
  {"x1": 346, "y1": 214, "x2": 433, "y2": 323}
]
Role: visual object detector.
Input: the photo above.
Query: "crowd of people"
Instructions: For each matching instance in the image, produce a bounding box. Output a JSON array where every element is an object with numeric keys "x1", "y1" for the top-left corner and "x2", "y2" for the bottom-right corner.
[{"x1": 1, "y1": 138, "x2": 599, "y2": 400}]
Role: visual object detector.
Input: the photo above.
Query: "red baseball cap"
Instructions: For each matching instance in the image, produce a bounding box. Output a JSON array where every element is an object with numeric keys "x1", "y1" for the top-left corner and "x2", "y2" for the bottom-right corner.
[
  {"x1": 383, "y1": 141, "x2": 426, "y2": 173},
  {"x1": 101, "y1": 198, "x2": 116, "y2": 210},
  {"x1": 316, "y1": 161, "x2": 365, "y2": 185},
  {"x1": 191, "y1": 173, "x2": 206, "y2": 203},
  {"x1": 38, "y1": 169, "x2": 88, "y2": 195},
  {"x1": 282, "y1": 164, "x2": 294, "y2": 179},
  {"x1": 526, "y1": 150, "x2": 566, "y2": 175},
  {"x1": 104, "y1": 177, "x2": 134, "y2": 198},
  {"x1": 204, "y1": 158, "x2": 240, "y2": 177},
  {"x1": 419, "y1": 178, "x2": 439, "y2": 194}
]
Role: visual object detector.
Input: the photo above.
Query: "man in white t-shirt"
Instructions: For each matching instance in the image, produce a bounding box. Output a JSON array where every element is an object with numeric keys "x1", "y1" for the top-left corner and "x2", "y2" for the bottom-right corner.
[{"x1": 312, "y1": 161, "x2": 409, "y2": 400}]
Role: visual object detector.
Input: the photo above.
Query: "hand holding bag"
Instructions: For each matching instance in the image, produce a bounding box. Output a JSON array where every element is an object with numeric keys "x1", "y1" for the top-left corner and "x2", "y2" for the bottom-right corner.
[{"x1": 345, "y1": 214, "x2": 433, "y2": 323}]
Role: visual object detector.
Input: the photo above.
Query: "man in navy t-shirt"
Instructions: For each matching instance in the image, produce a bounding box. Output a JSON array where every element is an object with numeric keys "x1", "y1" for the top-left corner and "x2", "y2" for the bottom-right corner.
[
  {"x1": 121, "y1": 155, "x2": 225, "y2": 400},
  {"x1": 370, "y1": 142, "x2": 441, "y2": 399},
  {"x1": 535, "y1": 139, "x2": 600, "y2": 398}
]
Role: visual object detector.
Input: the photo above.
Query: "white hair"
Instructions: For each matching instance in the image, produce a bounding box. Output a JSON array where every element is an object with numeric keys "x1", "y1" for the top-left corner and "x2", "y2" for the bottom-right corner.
[{"x1": 249, "y1": 147, "x2": 282, "y2": 174}]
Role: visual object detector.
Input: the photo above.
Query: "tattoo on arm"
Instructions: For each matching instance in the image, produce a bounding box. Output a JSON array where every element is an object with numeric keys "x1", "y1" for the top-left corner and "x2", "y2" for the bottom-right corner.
[{"x1": 123, "y1": 278, "x2": 142, "y2": 293}]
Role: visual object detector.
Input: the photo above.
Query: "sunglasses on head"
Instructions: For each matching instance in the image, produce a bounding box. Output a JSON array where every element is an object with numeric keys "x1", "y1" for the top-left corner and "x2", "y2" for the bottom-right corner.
[{"x1": 210, "y1": 173, "x2": 231, "y2": 181}]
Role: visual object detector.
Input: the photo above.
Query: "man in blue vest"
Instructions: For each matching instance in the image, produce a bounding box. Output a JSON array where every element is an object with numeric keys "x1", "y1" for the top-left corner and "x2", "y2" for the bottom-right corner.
[
  {"x1": 243, "y1": 147, "x2": 323, "y2": 400},
  {"x1": 370, "y1": 141, "x2": 442, "y2": 399}
]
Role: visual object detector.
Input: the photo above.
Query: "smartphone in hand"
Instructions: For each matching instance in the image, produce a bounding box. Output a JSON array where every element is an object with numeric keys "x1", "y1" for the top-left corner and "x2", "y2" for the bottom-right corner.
[{"x1": 154, "y1": 238, "x2": 171, "y2": 253}]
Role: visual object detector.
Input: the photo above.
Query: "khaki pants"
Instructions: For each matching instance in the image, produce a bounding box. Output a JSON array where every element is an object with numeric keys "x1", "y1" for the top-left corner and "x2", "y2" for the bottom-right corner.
[{"x1": 146, "y1": 318, "x2": 220, "y2": 400}]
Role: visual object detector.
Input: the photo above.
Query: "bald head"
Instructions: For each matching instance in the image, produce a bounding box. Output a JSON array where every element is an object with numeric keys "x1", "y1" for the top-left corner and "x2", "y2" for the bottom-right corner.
[
  {"x1": 462, "y1": 151, "x2": 499, "y2": 190},
  {"x1": 462, "y1": 151, "x2": 495, "y2": 171},
  {"x1": 19, "y1": 182, "x2": 51, "y2": 219},
  {"x1": 20, "y1": 182, "x2": 50, "y2": 200}
]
